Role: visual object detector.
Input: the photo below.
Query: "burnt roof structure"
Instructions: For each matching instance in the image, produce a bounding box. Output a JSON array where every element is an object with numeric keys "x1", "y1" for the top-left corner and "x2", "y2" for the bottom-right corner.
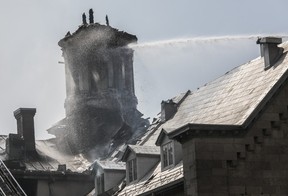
[
  {"x1": 58, "y1": 22, "x2": 137, "y2": 48},
  {"x1": 48, "y1": 9, "x2": 148, "y2": 157},
  {"x1": 2, "y1": 108, "x2": 94, "y2": 196}
]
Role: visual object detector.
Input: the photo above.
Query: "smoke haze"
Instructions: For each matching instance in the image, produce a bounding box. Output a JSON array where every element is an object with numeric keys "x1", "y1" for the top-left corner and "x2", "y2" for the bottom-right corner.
[{"x1": 1, "y1": 1, "x2": 288, "y2": 139}]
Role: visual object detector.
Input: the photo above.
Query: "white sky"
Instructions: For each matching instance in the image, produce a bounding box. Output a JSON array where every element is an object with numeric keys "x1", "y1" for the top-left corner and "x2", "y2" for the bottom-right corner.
[{"x1": 1, "y1": 0, "x2": 288, "y2": 139}]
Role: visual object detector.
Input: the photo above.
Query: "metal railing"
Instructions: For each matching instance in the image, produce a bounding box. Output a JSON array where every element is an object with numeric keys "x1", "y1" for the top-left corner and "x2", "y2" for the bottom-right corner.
[{"x1": 0, "y1": 159, "x2": 26, "y2": 196}]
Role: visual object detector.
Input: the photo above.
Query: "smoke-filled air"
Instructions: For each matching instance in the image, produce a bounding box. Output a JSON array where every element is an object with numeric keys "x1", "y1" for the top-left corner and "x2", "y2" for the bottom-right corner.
[{"x1": 1, "y1": 1, "x2": 288, "y2": 141}]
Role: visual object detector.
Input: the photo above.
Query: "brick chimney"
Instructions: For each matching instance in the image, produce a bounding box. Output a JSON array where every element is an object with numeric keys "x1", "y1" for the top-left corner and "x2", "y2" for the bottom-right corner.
[
  {"x1": 256, "y1": 37, "x2": 283, "y2": 69},
  {"x1": 14, "y1": 108, "x2": 36, "y2": 152}
]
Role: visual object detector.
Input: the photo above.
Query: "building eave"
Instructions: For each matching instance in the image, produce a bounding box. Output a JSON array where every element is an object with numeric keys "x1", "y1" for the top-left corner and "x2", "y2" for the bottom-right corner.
[
  {"x1": 168, "y1": 123, "x2": 244, "y2": 143},
  {"x1": 155, "y1": 128, "x2": 169, "y2": 146},
  {"x1": 120, "y1": 145, "x2": 132, "y2": 162},
  {"x1": 11, "y1": 169, "x2": 94, "y2": 181}
]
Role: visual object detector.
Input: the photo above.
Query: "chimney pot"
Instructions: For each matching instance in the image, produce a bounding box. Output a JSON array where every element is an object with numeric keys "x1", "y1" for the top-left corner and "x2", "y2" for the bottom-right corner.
[
  {"x1": 256, "y1": 37, "x2": 283, "y2": 69},
  {"x1": 14, "y1": 108, "x2": 36, "y2": 152},
  {"x1": 57, "y1": 164, "x2": 67, "y2": 172}
]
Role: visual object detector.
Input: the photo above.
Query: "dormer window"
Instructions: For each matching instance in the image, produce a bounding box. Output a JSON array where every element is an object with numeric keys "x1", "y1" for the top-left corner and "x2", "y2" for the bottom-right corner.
[
  {"x1": 92, "y1": 160, "x2": 126, "y2": 195},
  {"x1": 121, "y1": 145, "x2": 160, "y2": 185},
  {"x1": 162, "y1": 142, "x2": 174, "y2": 168},
  {"x1": 128, "y1": 158, "x2": 137, "y2": 182},
  {"x1": 156, "y1": 129, "x2": 183, "y2": 171}
]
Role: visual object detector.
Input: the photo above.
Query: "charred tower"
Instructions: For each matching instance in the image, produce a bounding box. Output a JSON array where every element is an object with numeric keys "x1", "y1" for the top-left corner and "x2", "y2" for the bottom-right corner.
[{"x1": 49, "y1": 10, "x2": 148, "y2": 157}]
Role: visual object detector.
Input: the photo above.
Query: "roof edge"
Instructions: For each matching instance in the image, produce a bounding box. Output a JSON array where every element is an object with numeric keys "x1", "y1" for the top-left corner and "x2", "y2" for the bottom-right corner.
[
  {"x1": 155, "y1": 129, "x2": 166, "y2": 146},
  {"x1": 139, "y1": 178, "x2": 184, "y2": 196},
  {"x1": 120, "y1": 145, "x2": 130, "y2": 162},
  {"x1": 11, "y1": 169, "x2": 93, "y2": 181},
  {"x1": 242, "y1": 55, "x2": 288, "y2": 128},
  {"x1": 168, "y1": 123, "x2": 244, "y2": 142}
]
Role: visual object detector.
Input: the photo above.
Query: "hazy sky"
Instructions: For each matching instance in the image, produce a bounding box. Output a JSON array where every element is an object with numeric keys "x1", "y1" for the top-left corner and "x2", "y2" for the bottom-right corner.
[{"x1": 1, "y1": 0, "x2": 288, "y2": 139}]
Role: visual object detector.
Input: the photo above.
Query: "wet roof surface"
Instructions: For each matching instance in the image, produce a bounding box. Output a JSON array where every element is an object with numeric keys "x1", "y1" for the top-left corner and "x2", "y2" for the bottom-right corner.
[
  {"x1": 128, "y1": 145, "x2": 160, "y2": 155},
  {"x1": 164, "y1": 42, "x2": 288, "y2": 132},
  {"x1": 116, "y1": 41, "x2": 288, "y2": 195},
  {"x1": 96, "y1": 160, "x2": 125, "y2": 170},
  {"x1": 118, "y1": 162, "x2": 183, "y2": 196}
]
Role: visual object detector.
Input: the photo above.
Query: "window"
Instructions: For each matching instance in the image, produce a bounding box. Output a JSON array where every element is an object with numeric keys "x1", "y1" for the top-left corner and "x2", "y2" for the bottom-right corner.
[
  {"x1": 128, "y1": 159, "x2": 137, "y2": 182},
  {"x1": 97, "y1": 173, "x2": 104, "y2": 194},
  {"x1": 162, "y1": 142, "x2": 174, "y2": 168}
]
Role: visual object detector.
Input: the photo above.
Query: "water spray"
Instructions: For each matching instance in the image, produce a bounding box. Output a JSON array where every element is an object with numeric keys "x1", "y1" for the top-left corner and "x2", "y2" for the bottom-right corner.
[{"x1": 129, "y1": 34, "x2": 288, "y2": 49}]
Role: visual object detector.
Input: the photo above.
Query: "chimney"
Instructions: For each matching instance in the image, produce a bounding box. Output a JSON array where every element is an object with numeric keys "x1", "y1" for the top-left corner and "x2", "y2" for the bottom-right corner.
[
  {"x1": 14, "y1": 108, "x2": 36, "y2": 152},
  {"x1": 161, "y1": 100, "x2": 177, "y2": 122},
  {"x1": 256, "y1": 37, "x2": 283, "y2": 69}
]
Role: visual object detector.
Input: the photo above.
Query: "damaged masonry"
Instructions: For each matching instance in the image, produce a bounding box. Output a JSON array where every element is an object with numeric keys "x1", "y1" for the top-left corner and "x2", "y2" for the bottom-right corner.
[
  {"x1": 3, "y1": 8, "x2": 288, "y2": 196},
  {"x1": 48, "y1": 8, "x2": 149, "y2": 157}
]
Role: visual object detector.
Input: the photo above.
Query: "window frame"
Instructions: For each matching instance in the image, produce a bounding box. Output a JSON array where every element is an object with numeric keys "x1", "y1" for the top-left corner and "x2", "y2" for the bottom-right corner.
[
  {"x1": 128, "y1": 158, "x2": 137, "y2": 182},
  {"x1": 161, "y1": 141, "x2": 174, "y2": 169}
]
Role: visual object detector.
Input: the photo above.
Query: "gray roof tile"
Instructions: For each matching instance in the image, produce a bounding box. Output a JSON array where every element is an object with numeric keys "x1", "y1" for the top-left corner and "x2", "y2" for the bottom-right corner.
[
  {"x1": 128, "y1": 145, "x2": 160, "y2": 155},
  {"x1": 96, "y1": 160, "x2": 125, "y2": 170},
  {"x1": 118, "y1": 162, "x2": 183, "y2": 196},
  {"x1": 164, "y1": 42, "x2": 288, "y2": 132}
]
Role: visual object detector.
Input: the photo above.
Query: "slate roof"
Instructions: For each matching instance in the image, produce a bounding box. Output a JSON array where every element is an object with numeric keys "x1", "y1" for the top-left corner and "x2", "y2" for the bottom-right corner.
[
  {"x1": 103, "y1": 39, "x2": 288, "y2": 196},
  {"x1": 128, "y1": 145, "x2": 160, "y2": 155},
  {"x1": 95, "y1": 160, "x2": 125, "y2": 171},
  {"x1": 164, "y1": 42, "x2": 288, "y2": 136},
  {"x1": 137, "y1": 116, "x2": 167, "y2": 148},
  {"x1": 117, "y1": 162, "x2": 183, "y2": 196},
  {"x1": 114, "y1": 39, "x2": 288, "y2": 196},
  {"x1": 121, "y1": 145, "x2": 160, "y2": 162},
  {"x1": 137, "y1": 91, "x2": 190, "y2": 146}
]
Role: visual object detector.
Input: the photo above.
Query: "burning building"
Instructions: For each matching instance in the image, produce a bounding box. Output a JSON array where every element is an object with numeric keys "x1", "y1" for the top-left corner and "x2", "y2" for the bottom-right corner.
[
  {"x1": 48, "y1": 9, "x2": 149, "y2": 157},
  {"x1": 3, "y1": 8, "x2": 288, "y2": 196}
]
